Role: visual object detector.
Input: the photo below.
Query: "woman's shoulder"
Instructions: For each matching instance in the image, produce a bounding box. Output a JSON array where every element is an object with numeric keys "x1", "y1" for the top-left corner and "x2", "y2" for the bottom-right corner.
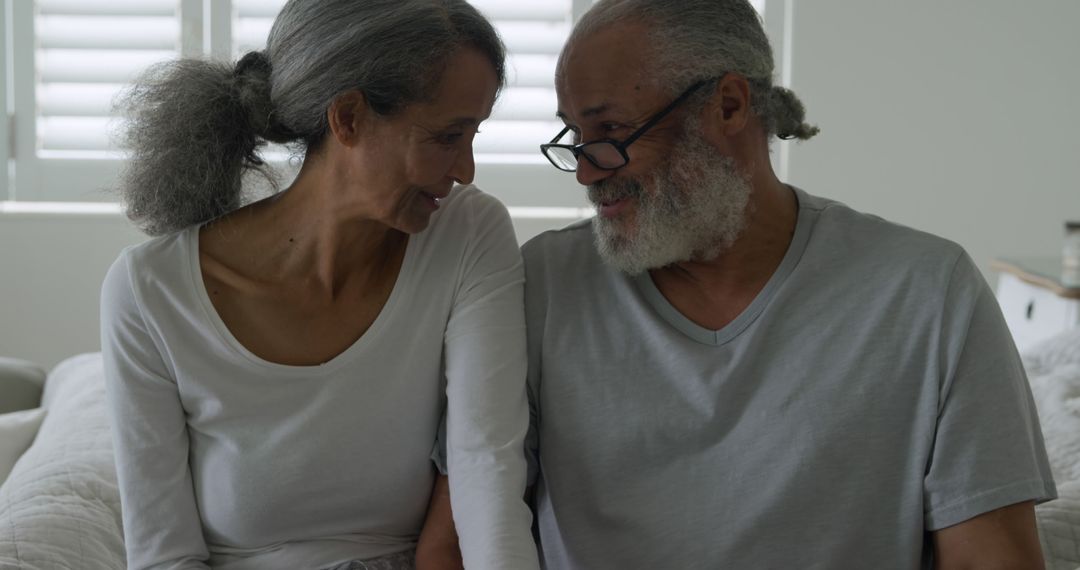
[
  {"x1": 115, "y1": 226, "x2": 197, "y2": 275},
  {"x1": 102, "y1": 226, "x2": 199, "y2": 311}
]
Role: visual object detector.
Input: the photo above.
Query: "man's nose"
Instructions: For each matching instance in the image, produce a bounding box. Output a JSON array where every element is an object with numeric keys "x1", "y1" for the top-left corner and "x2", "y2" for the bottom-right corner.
[{"x1": 575, "y1": 156, "x2": 614, "y2": 187}]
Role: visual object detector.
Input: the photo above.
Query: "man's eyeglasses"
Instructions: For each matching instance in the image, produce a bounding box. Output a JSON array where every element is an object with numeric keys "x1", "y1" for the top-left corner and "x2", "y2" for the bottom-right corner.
[{"x1": 540, "y1": 76, "x2": 721, "y2": 173}]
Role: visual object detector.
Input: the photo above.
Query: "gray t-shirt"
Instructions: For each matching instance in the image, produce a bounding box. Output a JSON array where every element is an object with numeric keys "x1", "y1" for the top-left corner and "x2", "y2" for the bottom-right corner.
[{"x1": 522, "y1": 188, "x2": 1056, "y2": 570}]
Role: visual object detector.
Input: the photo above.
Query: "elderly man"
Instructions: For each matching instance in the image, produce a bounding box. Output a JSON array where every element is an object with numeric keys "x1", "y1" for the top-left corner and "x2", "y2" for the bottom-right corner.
[{"x1": 522, "y1": 0, "x2": 1056, "y2": 568}]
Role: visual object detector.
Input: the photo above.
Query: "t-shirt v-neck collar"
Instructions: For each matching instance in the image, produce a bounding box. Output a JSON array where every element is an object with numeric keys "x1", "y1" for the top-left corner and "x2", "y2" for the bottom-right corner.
[{"x1": 632, "y1": 187, "x2": 816, "y2": 346}]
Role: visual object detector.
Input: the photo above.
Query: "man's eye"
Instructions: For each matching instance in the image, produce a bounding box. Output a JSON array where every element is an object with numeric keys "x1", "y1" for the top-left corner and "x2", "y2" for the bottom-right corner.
[
  {"x1": 601, "y1": 122, "x2": 625, "y2": 133},
  {"x1": 437, "y1": 133, "x2": 465, "y2": 145}
]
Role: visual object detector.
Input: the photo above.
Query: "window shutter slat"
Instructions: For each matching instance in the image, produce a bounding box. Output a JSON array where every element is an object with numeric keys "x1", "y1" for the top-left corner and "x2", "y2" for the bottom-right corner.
[
  {"x1": 38, "y1": 49, "x2": 176, "y2": 84},
  {"x1": 472, "y1": 120, "x2": 565, "y2": 155},
  {"x1": 491, "y1": 88, "x2": 558, "y2": 122},
  {"x1": 39, "y1": 117, "x2": 117, "y2": 151},
  {"x1": 494, "y1": 22, "x2": 570, "y2": 55},
  {"x1": 37, "y1": 16, "x2": 178, "y2": 50},
  {"x1": 235, "y1": 17, "x2": 274, "y2": 54},
  {"x1": 470, "y1": 1, "x2": 570, "y2": 22},
  {"x1": 506, "y1": 55, "x2": 558, "y2": 89},
  {"x1": 37, "y1": 0, "x2": 177, "y2": 17},
  {"x1": 235, "y1": 0, "x2": 287, "y2": 18},
  {"x1": 38, "y1": 83, "x2": 126, "y2": 116}
]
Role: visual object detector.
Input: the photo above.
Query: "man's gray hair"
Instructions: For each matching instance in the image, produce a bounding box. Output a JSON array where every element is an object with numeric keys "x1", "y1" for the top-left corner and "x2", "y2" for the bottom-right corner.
[
  {"x1": 117, "y1": 0, "x2": 506, "y2": 236},
  {"x1": 562, "y1": 0, "x2": 818, "y2": 142}
]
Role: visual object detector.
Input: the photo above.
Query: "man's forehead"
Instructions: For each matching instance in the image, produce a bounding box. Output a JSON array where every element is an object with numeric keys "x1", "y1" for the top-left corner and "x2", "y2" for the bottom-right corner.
[{"x1": 556, "y1": 24, "x2": 656, "y2": 121}]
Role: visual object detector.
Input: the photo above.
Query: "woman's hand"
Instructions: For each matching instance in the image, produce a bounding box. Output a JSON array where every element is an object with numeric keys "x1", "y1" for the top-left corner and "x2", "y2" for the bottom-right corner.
[{"x1": 415, "y1": 474, "x2": 464, "y2": 570}]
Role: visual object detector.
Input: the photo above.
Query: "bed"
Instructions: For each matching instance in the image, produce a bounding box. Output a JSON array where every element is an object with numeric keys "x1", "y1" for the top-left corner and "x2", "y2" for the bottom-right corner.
[{"x1": 1, "y1": 335, "x2": 1079, "y2": 569}]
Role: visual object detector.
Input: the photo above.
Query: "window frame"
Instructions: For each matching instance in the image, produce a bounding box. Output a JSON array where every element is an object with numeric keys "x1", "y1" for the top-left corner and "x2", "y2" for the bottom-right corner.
[
  {"x1": 1, "y1": 0, "x2": 9, "y2": 199},
  {"x1": 10, "y1": 0, "x2": 36, "y2": 201}
]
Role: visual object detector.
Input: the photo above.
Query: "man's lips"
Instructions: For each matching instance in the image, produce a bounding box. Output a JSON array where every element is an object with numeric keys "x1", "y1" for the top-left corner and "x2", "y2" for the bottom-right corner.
[{"x1": 597, "y1": 197, "x2": 631, "y2": 219}]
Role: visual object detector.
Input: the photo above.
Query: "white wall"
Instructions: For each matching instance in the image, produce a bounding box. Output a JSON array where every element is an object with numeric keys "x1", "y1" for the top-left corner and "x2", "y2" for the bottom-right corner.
[
  {"x1": 0, "y1": 212, "x2": 144, "y2": 368},
  {"x1": 5, "y1": 0, "x2": 1080, "y2": 369},
  {"x1": 783, "y1": 0, "x2": 1080, "y2": 276}
]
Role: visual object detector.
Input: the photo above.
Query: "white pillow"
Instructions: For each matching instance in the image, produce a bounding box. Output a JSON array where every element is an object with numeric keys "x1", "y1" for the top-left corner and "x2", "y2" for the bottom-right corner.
[
  {"x1": 1027, "y1": 365, "x2": 1080, "y2": 485},
  {"x1": 0, "y1": 407, "x2": 47, "y2": 484},
  {"x1": 1023, "y1": 328, "x2": 1080, "y2": 378}
]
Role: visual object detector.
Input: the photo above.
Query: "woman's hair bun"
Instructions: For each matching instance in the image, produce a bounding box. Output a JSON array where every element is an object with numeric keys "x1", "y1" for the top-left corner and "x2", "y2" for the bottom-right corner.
[
  {"x1": 232, "y1": 51, "x2": 294, "y2": 143},
  {"x1": 234, "y1": 50, "x2": 272, "y2": 79}
]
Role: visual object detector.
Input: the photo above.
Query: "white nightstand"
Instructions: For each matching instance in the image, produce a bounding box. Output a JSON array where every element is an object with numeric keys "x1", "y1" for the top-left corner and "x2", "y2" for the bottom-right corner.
[{"x1": 992, "y1": 258, "x2": 1080, "y2": 353}]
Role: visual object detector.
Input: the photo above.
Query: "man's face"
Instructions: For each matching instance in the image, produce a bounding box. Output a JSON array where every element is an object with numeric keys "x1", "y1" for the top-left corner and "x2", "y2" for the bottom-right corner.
[
  {"x1": 555, "y1": 24, "x2": 752, "y2": 274},
  {"x1": 587, "y1": 118, "x2": 752, "y2": 274}
]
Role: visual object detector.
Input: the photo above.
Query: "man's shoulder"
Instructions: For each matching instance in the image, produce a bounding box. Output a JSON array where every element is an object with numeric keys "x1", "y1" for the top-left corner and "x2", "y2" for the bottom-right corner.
[
  {"x1": 801, "y1": 189, "x2": 966, "y2": 271},
  {"x1": 522, "y1": 218, "x2": 596, "y2": 268}
]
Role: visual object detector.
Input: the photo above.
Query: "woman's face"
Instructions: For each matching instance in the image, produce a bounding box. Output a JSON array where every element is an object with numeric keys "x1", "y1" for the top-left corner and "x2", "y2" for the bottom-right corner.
[{"x1": 347, "y1": 47, "x2": 500, "y2": 234}]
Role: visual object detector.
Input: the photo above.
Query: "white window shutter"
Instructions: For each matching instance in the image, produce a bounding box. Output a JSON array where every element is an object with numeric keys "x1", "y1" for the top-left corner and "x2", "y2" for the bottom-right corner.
[
  {"x1": 470, "y1": 0, "x2": 569, "y2": 160},
  {"x1": 8, "y1": 0, "x2": 183, "y2": 201},
  {"x1": 35, "y1": 0, "x2": 180, "y2": 154}
]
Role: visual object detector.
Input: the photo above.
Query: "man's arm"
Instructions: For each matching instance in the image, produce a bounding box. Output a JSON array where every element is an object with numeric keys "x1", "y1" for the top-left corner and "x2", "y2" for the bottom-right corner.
[
  {"x1": 932, "y1": 501, "x2": 1044, "y2": 570},
  {"x1": 415, "y1": 474, "x2": 464, "y2": 570}
]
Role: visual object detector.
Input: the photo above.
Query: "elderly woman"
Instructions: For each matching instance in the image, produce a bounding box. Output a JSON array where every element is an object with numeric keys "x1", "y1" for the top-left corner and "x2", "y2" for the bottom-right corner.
[{"x1": 99, "y1": 1, "x2": 538, "y2": 569}]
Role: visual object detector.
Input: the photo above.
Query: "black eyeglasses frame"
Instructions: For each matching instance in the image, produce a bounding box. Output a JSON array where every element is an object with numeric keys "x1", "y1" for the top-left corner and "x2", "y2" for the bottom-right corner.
[{"x1": 539, "y1": 75, "x2": 723, "y2": 173}]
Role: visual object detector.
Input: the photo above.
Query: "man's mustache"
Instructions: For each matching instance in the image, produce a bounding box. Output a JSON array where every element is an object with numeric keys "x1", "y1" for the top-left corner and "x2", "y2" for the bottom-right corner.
[{"x1": 587, "y1": 177, "x2": 644, "y2": 205}]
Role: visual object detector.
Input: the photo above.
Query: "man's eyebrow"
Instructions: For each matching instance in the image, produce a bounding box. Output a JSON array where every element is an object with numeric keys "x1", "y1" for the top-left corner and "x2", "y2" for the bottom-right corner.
[
  {"x1": 443, "y1": 117, "x2": 480, "y2": 127},
  {"x1": 556, "y1": 104, "x2": 614, "y2": 121}
]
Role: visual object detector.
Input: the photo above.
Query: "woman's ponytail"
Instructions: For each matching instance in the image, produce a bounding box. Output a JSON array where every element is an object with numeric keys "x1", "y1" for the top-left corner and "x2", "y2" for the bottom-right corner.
[{"x1": 115, "y1": 52, "x2": 293, "y2": 236}]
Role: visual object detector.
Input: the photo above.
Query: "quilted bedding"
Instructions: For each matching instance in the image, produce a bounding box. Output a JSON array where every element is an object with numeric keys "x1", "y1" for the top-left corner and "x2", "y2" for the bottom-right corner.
[
  {"x1": 1025, "y1": 329, "x2": 1080, "y2": 570},
  {"x1": 0, "y1": 353, "x2": 124, "y2": 569}
]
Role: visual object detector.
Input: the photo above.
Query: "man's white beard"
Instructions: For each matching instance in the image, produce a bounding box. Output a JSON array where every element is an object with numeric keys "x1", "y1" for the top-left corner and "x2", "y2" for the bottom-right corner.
[{"x1": 589, "y1": 123, "x2": 753, "y2": 275}]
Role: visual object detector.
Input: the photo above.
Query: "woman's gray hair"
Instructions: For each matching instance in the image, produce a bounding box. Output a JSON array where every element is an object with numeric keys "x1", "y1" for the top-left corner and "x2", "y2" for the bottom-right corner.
[
  {"x1": 117, "y1": 0, "x2": 506, "y2": 236},
  {"x1": 563, "y1": 0, "x2": 818, "y2": 142}
]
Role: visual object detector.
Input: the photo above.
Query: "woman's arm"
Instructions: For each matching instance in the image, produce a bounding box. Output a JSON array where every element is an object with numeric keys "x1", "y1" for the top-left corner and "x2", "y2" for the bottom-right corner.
[
  {"x1": 442, "y1": 191, "x2": 540, "y2": 570},
  {"x1": 415, "y1": 475, "x2": 464, "y2": 570},
  {"x1": 101, "y1": 255, "x2": 211, "y2": 570}
]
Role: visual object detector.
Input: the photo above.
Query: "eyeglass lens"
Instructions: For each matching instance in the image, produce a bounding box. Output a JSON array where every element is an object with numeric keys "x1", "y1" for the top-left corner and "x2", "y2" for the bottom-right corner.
[
  {"x1": 545, "y1": 146, "x2": 578, "y2": 171},
  {"x1": 545, "y1": 142, "x2": 626, "y2": 172}
]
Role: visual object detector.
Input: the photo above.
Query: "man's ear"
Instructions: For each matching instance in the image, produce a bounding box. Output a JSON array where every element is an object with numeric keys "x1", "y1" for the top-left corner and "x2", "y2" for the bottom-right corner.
[
  {"x1": 702, "y1": 74, "x2": 752, "y2": 138},
  {"x1": 327, "y1": 90, "x2": 370, "y2": 147}
]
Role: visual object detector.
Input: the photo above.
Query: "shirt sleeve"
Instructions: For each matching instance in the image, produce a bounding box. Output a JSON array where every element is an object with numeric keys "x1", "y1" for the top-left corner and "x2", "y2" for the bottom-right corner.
[
  {"x1": 442, "y1": 191, "x2": 540, "y2": 570},
  {"x1": 100, "y1": 253, "x2": 211, "y2": 570},
  {"x1": 923, "y1": 251, "x2": 1058, "y2": 530}
]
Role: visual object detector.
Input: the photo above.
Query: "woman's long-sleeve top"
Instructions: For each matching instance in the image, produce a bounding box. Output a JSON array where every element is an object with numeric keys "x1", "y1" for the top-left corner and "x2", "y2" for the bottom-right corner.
[{"x1": 101, "y1": 185, "x2": 539, "y2": 570}]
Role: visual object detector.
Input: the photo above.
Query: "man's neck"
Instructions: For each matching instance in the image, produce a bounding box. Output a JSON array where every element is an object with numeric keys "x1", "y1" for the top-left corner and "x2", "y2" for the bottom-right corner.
[{"x1": 648, "y1": 178, "x2": 798, "y2": 331}]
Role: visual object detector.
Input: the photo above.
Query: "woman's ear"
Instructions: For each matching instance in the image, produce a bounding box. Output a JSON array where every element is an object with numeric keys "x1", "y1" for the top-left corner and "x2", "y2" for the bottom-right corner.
[{"x1": 327, "y1": 90, "x2": 370, "y2": 147}]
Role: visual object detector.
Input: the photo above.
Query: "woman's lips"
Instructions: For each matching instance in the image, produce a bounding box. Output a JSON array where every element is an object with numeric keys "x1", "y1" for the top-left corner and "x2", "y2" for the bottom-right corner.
[{"x1": 419, "y1": 191, "x2": 444, "y2": 211}]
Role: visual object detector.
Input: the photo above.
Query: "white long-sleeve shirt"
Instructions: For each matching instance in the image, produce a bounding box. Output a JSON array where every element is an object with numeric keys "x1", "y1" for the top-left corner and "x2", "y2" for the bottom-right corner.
[{"x1": 101, "y1": 185, "x2": 539, "y2": 570}]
